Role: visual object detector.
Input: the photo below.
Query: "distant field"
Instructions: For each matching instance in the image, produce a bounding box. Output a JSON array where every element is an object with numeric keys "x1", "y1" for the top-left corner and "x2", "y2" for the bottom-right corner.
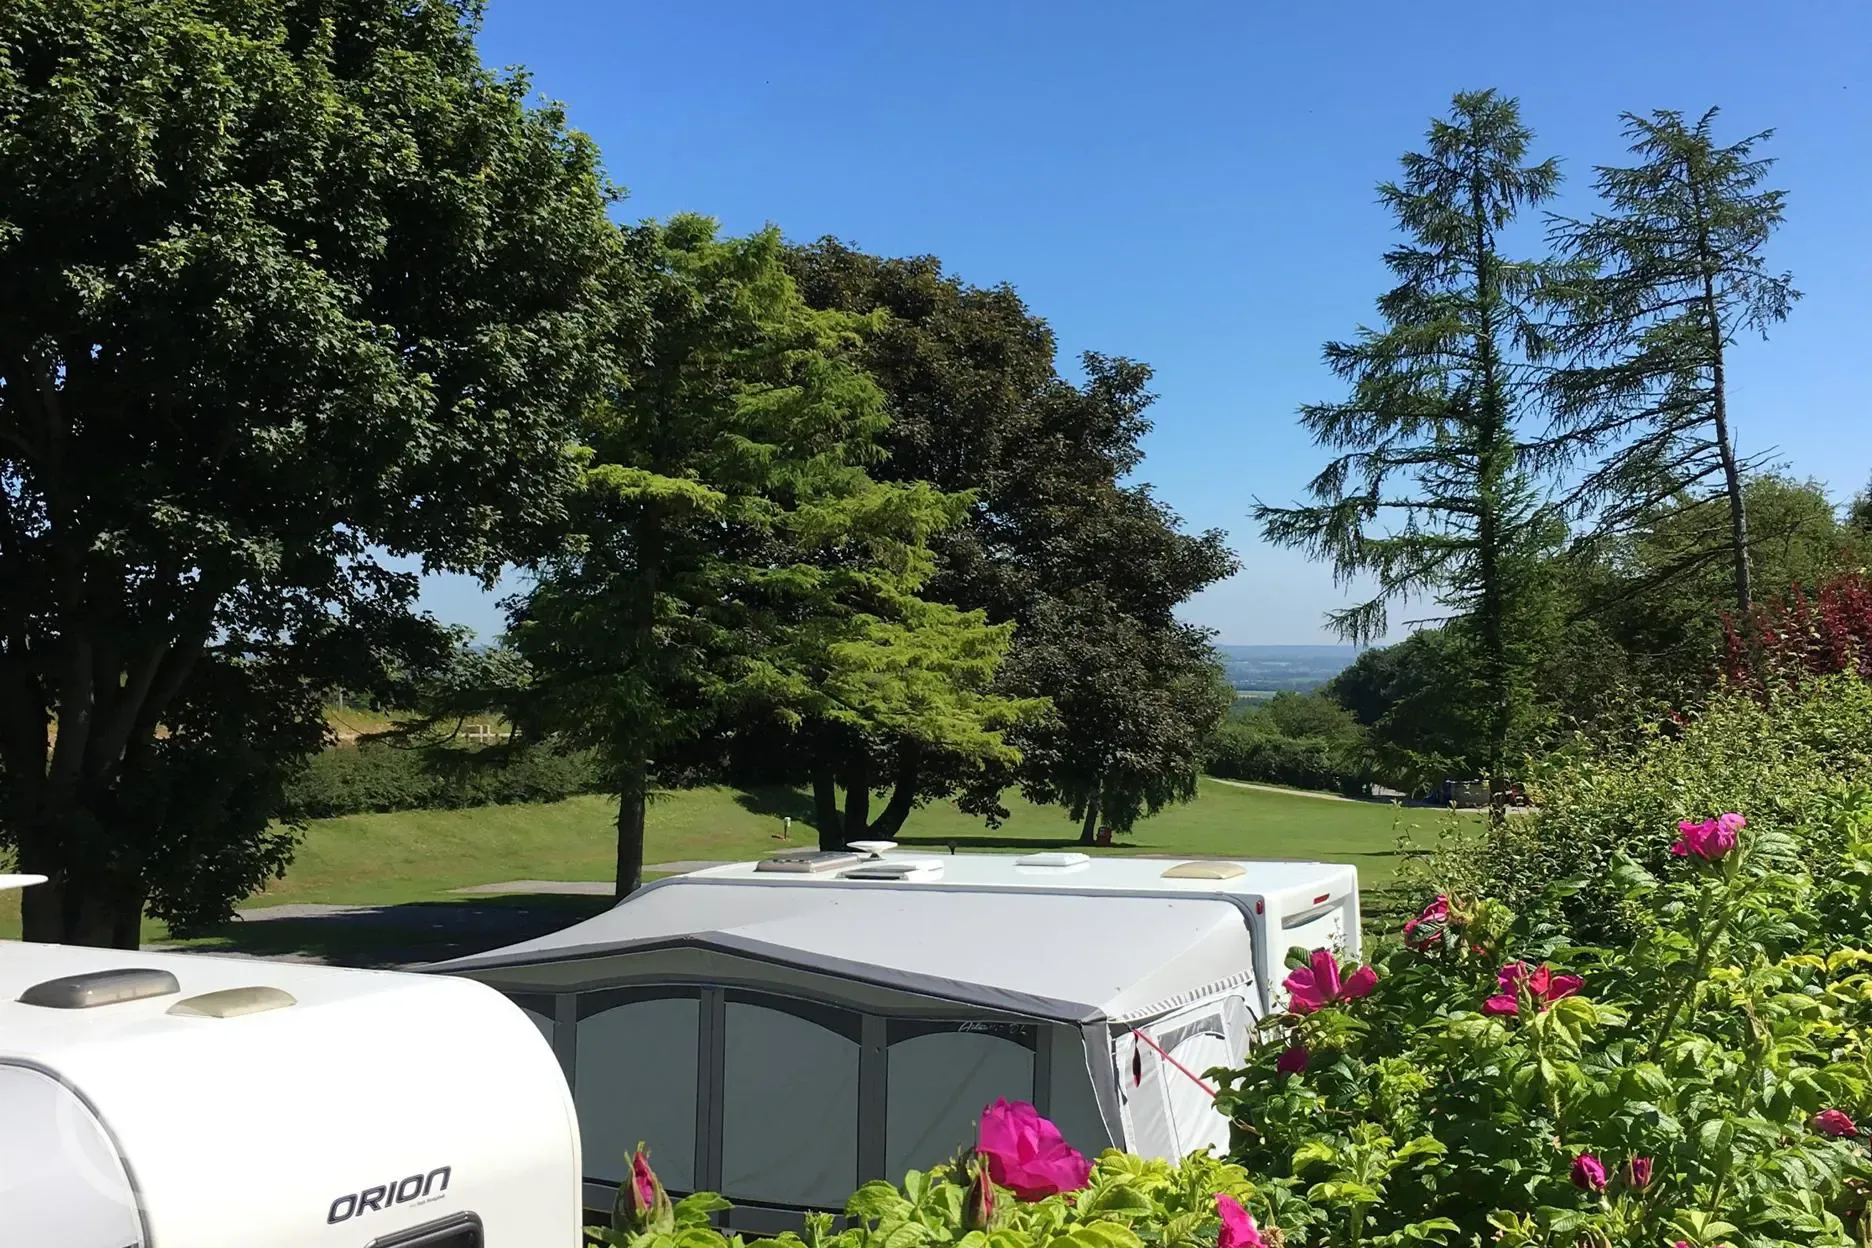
[{"x1": 0, "y1": 779, "x2": 1454, "y2": 948}]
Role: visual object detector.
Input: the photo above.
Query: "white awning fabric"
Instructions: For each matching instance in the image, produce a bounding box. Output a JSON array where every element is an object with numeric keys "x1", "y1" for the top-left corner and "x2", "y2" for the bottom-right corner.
[{"x1": 441, "y1": 879, "x2": 1259, "y2": 1024}]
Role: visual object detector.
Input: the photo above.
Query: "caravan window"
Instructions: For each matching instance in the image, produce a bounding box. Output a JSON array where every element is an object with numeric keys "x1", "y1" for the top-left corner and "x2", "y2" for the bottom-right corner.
[
  {"x1": 885, "y1": 1020, "x2": 1035, "y2": 1179},
  {"x1": 721, "y1": 994, "x2": 860, "y2": 1209},
  {"x1": 576, "y1": 990, "x2": 700, "y2": 1191}
]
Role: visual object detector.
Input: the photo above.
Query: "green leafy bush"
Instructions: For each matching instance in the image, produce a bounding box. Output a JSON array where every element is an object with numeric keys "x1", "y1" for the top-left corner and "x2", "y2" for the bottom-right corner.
[
  {"x1": 1207, "y1": 693, "x2": 1370, "y2": 797},
  {"x1": 1217, "y1": 800, "x2": 1872, "y2": 1248},
  {"x1": 1461, "y1": 674, "x2": 1872, "y2": 942},
  {"x1": 593, "y1": 1147, "x2": 1267, "y2": 1248},
  {"x1": 279, "y1": 740, "x2": 606, "y2": 820}
]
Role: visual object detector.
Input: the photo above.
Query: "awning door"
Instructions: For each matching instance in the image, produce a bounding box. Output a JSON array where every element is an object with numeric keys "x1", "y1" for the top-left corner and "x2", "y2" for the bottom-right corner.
[{"x1": 1113, "y1": 993, "x2": 1253, "y2": 1161}]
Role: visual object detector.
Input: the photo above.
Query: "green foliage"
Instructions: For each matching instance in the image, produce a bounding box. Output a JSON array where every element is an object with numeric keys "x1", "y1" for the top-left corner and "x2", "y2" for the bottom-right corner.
[
  {"x1": 1451, "y1": 674, "x2": 1872, "y2": 942},
  {"x1": 1549, "y1": 474, "x2": 1865, "y2": 723},
  {"x1": 1546, "y1": 108, "x2": 1798, "y2": 616},
  {"x1": 1206, "y1": 693, "x2": 1370, "y2": 796},
  {"x1": 279, "y1": 741, "x2": 605, "y2": 821},
  {"x1": 1218, "y1": 794, "x2": 1872, "y2": 1248},
  {"x1": 0, "y1": 0, "x2": 622, "y2": 944},
  {"x1": 788, "y1": 244, "x2": 1238, "y2": 841},
  {"x1": 1324, "y1": 630, "x2": 1488, "y2": 795},
  {"x1": 513, "y1": 217, "x2": 1026, "y2": 879},
  {"x1": 590, "y1": 1152, "x2": 1262, "y2": 1248},
  {"x1": 1255, "y1": 89, "x2": 1569, "y2": 786}
]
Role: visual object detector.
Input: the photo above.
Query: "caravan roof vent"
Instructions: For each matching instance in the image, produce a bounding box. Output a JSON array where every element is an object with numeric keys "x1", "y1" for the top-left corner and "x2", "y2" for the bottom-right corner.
[
  {"x1": 756, "y1": 850, "x2": 865, "y2": 874},
  {"x1": 19, "y1": 967, "x2": 181, "y2": 1009},
  {"x1": 840, "y1": 860, "x2": 943, "y2": 882},
  {"x1": 848, "y1": 840, "x2": 898, "y2": 858},
  {"x1": 1015, "y1": 852, "x2": 1091, "y2": 868},
  {"x1": 1161, "y1": 861, "x2": 1247, "y2": 880},
  {"x1": 168, "y1": 985, "x2": 296, "y2": 1019}
]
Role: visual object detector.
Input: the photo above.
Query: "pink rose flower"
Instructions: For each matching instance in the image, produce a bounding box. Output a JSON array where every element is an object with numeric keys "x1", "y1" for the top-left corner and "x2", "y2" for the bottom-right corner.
[
  {"x1": 1216, "y1": 1193, "x2": 1267, "y2": 1248},
  {"x1": 1624, "y1": 1155, "x2": 1653, "y2": 1190},
  {"x1": 631, "y1": 1150, "x2": 658, "y2": 1212},
  {"x1": 1275, "y1": 1045, "x2": 1309, "y2": 1075},
  {"x1": 1404, "y1": 895, "x2": 1450, "y2": 948},
  {"x1": 1283, "y1": 948, "x2": 1379, "y2": 1015},
  {"x1": 1670, "y1": 813, "x2": 1742, "y2": 861},
  {"x1": 1813, "y1": 1109, "x2": 1859, "y2": 1138},
  {"x1": 1571, "y1": 1153, "x2": 1608, "y2": 1191},
  {"x1": 978, "y1": 1099, "x2": 1091, "y2": 1200},
  {"x1": 1483, "y1": 962, "x2": 1584, "y2": 1016},
  {"x1": 962, "y1": 1159, "x2": 995, "y2": 1231},
  {"x1": 618, "y1": 1146, "x2": 673, "y2": 1234}
]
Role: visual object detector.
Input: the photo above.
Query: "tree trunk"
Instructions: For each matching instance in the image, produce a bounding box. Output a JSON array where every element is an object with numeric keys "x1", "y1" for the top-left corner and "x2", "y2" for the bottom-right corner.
[
  {"x1": 1077, "y1": 779, "x2": 1102, "y2": 846},
  {"x1": 1704, "y1": 284, "x2": 1751, "y2": 615},
  {"x1": 614, "y1": 778, "x2": 647, "y2": 901},
  {"x1": 1690, "y1": 170, "x2": 1752, "y2": 616},
  {"x1": 813, "y1": 769, "x2": 844, "y2": 851},
  {"x1": 18, "y1": 851, "x2": 146, "y2": 950},
  {"x1": 866, "y1": 753, "x2": 920, "y2": 839},
  {"x1": 843, "y1": 755, "x2": 871, "y2": 845}
]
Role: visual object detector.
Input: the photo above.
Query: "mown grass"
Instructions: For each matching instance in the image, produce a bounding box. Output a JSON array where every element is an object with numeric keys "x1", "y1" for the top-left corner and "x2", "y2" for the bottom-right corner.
[{"x1": 1, "y1": 779, "x2": 1459, "y2": 952}]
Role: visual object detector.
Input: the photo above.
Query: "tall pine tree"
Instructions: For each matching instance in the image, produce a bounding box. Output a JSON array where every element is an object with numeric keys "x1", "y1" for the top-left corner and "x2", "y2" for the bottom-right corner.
[
  {"x1": 1255, "y1": 89, "x2": 1563, "y2": 797},
  {"x1": 1546, "y1": 108, "x2": 1797, "y2": 615}
]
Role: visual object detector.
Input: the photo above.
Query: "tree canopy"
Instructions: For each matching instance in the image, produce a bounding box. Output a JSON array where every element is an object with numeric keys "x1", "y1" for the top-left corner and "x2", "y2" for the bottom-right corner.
[{"x1": 0, "y1": 0, "x2": 624, "y2": 944}]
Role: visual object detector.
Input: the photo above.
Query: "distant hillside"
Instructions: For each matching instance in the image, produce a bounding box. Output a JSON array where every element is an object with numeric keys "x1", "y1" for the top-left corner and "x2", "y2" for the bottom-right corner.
[{"x1": 1214, "y1": 644, "x2": 1363, "y2": 696}]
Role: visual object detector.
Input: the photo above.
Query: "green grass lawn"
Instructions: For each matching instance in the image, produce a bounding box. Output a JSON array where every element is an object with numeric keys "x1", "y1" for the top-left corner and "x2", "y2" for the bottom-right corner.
[{"x1": 1, "y1": 779, "x2": 1461, "y2": 955}]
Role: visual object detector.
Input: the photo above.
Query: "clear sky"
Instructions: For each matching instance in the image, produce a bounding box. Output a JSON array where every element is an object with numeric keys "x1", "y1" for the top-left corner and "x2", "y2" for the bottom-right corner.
[{"x1": 415, "y1": 0, "x2": 1872, "y2": 645}]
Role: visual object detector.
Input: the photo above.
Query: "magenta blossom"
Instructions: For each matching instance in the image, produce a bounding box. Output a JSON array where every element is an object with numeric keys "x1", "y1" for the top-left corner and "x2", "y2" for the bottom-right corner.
[
  {"x1": 962, "y1": 1159, "x2": 995, "y2": 1231},
  {"x1": 1404, "y1": 895, "x2": 1451, "y2": 948},
  {"x1": 978, "y1": 1099, "x2": 1091, "y2": 1200},
  {"x1": 1671, "y1": 813, "x2": 1743, "y2": 861},
  {"x1": 618, "y1": 1146, "x2": 673, "y2": 1235},
  {"x1": 1813, "y1": 1109, "x2": 1859, "y2": 1138},
  {"x1": 1625, "y1": 1156, "x2": 1653, "y2": 1190},
  {"x1": 1215, "y1": 1193, "x2": 1266, "y2": 1248},
  {"x1": 1483, "y1": 962, "x2": 1584, "y2": 1016},
  {"x1": 1275, "y1": 1045, "x2": 1309, "y2": 1075},
  {"x1": 1571, "y1": 1153, "x2": 1608, "y2": 1192},
  {"x1": 1283, "y1": 948, "x2": 1378, "y2": 1015}
]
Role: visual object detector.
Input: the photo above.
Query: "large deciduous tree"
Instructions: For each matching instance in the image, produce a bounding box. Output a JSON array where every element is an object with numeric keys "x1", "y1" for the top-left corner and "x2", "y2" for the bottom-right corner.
[
  {"x1": 787, "y1": 244, "x2": 1236, "y2": 842},
  {"x1": 1547, "y1": 109, "x2": 1797, "y2": 616},
  {"x1": 1255, "y1": 89, "x2": 1564, "y2": 799},
  {"x1": 0, "y1": 0, "x2": 623, "y2": 944},
  {"x1": 510, "y1": 218, "x2": 1029, "y2": 890}
]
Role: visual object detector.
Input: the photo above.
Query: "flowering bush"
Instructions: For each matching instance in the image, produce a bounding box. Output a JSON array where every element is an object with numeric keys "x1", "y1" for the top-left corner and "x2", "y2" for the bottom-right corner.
[
  {"x1": 1214, "y1": 804, "x2": 1872, "y2": 1248},
  {"x1": 592, "y1": 1130, "x2": 1269, "y2": 1248},
  {"x1": 1453, "y1": 674, "x2": 1872, "y2": 944}
]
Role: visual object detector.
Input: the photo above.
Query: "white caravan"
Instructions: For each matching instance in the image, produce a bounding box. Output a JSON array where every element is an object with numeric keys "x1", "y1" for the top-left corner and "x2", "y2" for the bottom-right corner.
[
  {"x1": 440, "y1": 847, "x2": 1359, "y2": 1233},
  {"x1": 0, "y1": 875, "x2": 581, "y2": 1247}
]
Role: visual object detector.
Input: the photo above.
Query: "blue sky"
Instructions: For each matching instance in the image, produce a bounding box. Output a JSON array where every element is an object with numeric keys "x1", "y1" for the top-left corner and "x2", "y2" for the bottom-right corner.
[{"x1": 416, "y1": 0, "x2": 1872, "y2": 645}]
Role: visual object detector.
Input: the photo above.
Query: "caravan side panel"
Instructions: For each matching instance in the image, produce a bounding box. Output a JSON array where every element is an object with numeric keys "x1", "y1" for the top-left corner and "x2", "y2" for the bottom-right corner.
[{"x1": 0, "y1": 1063, "x2": 145, "y2": 1248}]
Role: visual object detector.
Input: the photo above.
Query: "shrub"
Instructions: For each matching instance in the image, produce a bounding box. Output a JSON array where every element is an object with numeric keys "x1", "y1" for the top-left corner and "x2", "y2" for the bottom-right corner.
[
  {"x1": 1207, "y1": 720, "x2": 1369, "y2": 797},
  {"x1": 1440, "y1": 674, "x2": 1872, "y2": 943},
  {"x1": 594, "y1": 1129, "x2": 1269, "y2": 1248},
  {"x1": 1217, "y1": 800, "x2": 1872, "y2": 1248},
  {"x1": 279, "y1": 739, "x2": 606, "y2": 820}
]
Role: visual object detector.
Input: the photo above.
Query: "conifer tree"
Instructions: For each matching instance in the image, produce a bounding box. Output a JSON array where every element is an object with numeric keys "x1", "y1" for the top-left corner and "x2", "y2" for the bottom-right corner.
[
  {"x1": 1255, "y1": 90, "x2": 1564, "y2": 796},
  {"x1": 1547, "y1": 108, "x2": 1798, "y2": 614}
]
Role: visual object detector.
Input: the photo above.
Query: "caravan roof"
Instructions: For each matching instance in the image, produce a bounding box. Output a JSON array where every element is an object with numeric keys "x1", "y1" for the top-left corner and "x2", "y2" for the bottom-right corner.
[{"x1": 441, "y1": 850, "x2": 1358, "y2": 1025}]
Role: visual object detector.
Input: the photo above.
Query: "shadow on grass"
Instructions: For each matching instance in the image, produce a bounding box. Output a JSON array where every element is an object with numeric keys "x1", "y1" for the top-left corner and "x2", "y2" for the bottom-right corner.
[
  {"x1": 730, "y1": 785, "x2": 821, "y2": 826},
  {"x1": 163, "y1": 892, "x2": 613, "y2": 969}
]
